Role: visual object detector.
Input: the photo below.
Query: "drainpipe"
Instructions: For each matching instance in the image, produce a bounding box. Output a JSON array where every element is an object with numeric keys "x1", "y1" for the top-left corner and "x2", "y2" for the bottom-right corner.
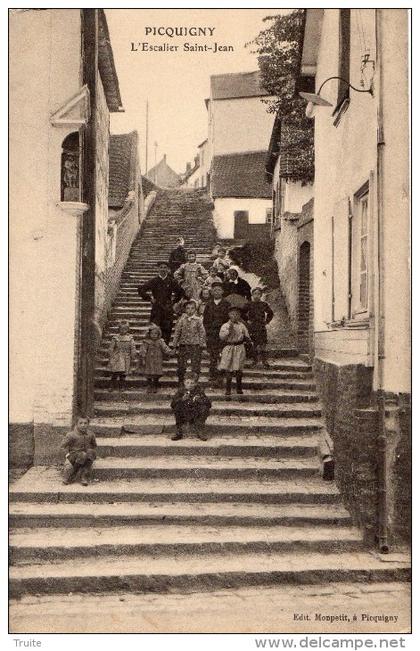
[
  {"x1": 375, "y1": 8, "x2": 389, "y2": 554},
  {"x1": 78, "y1": 9, "x2": 98, "y2": 417}
]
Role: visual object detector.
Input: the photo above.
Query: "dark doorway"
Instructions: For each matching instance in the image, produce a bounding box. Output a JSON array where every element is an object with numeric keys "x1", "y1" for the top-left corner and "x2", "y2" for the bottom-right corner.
[
  {"x1": 298, "y1": 241, "x2": 311, "y2": 353},
  {"x1": 233, "y1": 211, "x2": 250, "y2": 239}
]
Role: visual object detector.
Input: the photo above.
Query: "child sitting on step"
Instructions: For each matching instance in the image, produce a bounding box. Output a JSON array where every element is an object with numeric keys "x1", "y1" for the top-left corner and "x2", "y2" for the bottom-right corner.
[
  {"x1": 170, "y1": 372, "x2": 212, "y2": 441},
  {"x1": 61, "y1": 416, "x2": 97, "y2": 486},
  {"x1": 108, "y1": 320, "x2": 137, "y2": 393},
  {"x1": 219, "y1": 306, "x2": 251, "y2": 398},
  {"x1": 138, "y1": 323, "x2": 173, "y2": 393}
]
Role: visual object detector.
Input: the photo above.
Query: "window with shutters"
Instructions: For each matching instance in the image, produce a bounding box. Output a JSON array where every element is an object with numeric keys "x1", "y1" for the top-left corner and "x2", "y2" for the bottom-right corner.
[{"x1": 351, "y1": 184, "x2": 369, "y2": 317}]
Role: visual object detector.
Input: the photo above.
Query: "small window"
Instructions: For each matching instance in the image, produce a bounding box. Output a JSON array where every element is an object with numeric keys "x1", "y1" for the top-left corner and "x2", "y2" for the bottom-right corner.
[
  {"x1": 266, "y1": 207, "x2": 273, "y2": 225},
  {"x1": 61, "y1": 132, "x2": 80, "y2": 201}
]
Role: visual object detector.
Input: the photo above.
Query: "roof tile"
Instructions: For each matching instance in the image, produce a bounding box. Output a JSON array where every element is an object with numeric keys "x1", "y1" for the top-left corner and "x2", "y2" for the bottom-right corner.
[{"x1": 211, "y1": 151, "x2": 272, "y2": 199}]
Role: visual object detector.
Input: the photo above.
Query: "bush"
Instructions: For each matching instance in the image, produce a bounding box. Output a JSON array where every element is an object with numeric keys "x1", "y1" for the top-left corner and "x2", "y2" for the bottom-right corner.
[{"x1": 229, "y1": 240, "x2": 279, "y2": 289}]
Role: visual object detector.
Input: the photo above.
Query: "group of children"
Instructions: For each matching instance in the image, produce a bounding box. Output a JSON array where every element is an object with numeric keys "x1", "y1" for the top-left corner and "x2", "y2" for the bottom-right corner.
[{"x1": 108, "y1": 282, "x2": 273, "y2": 396}]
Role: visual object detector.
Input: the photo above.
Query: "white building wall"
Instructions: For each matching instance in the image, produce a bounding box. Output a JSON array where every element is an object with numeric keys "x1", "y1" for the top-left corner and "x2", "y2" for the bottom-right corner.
[
  {"x1": 10, "y1": 9, "x2": 82, "y2": 427},
  {"x1": 284, "y1": 180, "x2": 313, "y2": 214},
  {"x1": 313, "y1": 9, "x2": 409, "y2": 393},
  {"x1": 212, "y1": 97, "x2": 275, "y2": 156},
  {"x1": 313, "y1": 9, "x2": 377, "y2": 351},
  {"x1": 380, "y1": 9, "x2": 410, "y2": 393},
  {"x1": 213, "y1": 197, "x2": 272, "y2": 239}
]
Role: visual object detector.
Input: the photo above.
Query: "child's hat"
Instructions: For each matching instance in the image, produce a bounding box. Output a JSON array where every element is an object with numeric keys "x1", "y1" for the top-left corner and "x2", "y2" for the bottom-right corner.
[
  {"x1": 146, "y1": 323, "x2": 162, "y2": 337},
  {"x1": 228, "y1": 306, "x2": 241, "y2": 315}
]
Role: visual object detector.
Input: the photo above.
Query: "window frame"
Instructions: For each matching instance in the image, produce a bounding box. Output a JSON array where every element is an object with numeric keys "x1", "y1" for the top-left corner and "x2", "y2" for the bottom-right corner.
[{"x1": 351, "y1": 181, "x2": 370, "y2": 319}]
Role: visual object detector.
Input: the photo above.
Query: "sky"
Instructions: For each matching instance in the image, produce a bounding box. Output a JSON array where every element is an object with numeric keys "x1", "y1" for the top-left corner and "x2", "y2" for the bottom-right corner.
[{"x1": 105, "y1": 8, "x2": 286, "y2": 175}]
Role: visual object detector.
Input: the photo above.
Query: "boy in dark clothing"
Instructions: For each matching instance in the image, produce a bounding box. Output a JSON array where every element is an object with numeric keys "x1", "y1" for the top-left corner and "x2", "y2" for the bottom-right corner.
[
  {"x1": 203, "y1": 282, "x2": 230, "y2": 386},
  {"x1": 170, "y1": 372, "x2": 212, "y2": 441},
  {"x1": 61, "y1": 416, "x2": 97, "y2": 486},
  {"x1": 244, "y1": 287, "x2": 274, "y2": 368},
  {"x1": 168, "y1": 237, "x2": 187, "y2": 274},
  {"x1": 222, "y1": 268, "x2": 252, "y2": 301},
  {"x1": 137, "y1": 261, "x2": 183, "y2": 344}
]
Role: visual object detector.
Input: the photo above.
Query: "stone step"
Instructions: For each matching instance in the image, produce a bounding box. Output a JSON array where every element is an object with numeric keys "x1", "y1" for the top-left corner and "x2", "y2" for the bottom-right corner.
[
  {"x1": 9, "y1": 550, "x2": 410, "y2": 598},
  {"x1": 93, "y1": 401, "x2": 322, "y2": 419},
  {"x1": 9, "y1": 524, "x2": 364, "y2": 563},
  {"x1": 96, "y1": 434, "x2": 319, "y2": 458},
  {"x1": 10, "y1": 470, "x2": 340, "y2": 505},
  {"x1": 90, "y1": 415, "x2": 324, "y2": 436},
  {"x1": 52, "y1": 455, "x2": 319, "y2": 480},
  {"x1": 93, "y1": 389, "x2": 318, "y2": 404},
  {"x1": 9, "y1": 501, "x2": 352, "y2": 529},
  {"x1": 94, "y1": 376, "x2": 317, "y2": 392}
]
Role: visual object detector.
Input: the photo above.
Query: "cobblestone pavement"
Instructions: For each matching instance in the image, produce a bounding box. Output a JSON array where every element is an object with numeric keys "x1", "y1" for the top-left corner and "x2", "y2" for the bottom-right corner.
[{"x1": 10, "y1": 581, "x2": 410, "y2": 634}]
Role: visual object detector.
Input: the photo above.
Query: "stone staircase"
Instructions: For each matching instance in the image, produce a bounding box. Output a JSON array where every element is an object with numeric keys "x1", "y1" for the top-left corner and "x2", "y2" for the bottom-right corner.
[{"x1": 9, "y1": 189, "x2": 410, "y2": 600}]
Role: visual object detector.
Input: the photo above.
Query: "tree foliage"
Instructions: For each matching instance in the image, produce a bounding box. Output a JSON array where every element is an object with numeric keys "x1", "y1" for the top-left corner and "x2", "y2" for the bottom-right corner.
[{"x1": 248, "y1": 10, "x2": 314, "y2": 182}]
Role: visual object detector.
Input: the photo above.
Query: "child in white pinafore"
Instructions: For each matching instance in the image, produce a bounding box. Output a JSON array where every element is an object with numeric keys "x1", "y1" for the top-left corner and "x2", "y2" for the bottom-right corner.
[{"x1": 218, "y1": 306, "x2": 250, "y2": 398}]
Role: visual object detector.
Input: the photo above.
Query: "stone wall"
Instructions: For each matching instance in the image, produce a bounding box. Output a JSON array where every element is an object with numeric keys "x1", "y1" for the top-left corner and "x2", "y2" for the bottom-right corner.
[
  {"x1": 101, "y1": 198, "x2": 141, "y2": 328},
  {"x1": 273, "y1": 199, "x2": 314, "y2": 356},
  {"x1": 274, "y1": 217, "x2": 298, "y2": 332},
  {"x1": 94, "y1": 75, "x2": 111, "y2": 326},
  {"x1": 314, "y1": 358, "x2": 411, "y2": 547}
]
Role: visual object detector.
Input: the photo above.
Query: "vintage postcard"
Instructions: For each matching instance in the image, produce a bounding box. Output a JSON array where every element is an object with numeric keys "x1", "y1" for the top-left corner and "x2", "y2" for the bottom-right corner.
[{"x1": 9, "y1": 7, "x2": 411, "y2": 636}]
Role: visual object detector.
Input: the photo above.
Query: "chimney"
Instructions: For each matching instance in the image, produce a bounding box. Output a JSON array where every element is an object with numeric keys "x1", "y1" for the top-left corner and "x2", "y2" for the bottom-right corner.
[
  {"x1": 186, "y1": 162, "x2": 191, "y2": 173},
  {"x1": 163, "y1": 154, "x2": 167, "y2": 163}
]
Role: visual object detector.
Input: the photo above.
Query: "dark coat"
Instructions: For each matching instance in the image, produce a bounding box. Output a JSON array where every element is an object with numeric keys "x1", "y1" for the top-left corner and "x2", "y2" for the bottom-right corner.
[
  {"x1": 245, "y1": 300, "x2": 274, "y2": 345},
  {"x1": 169, "y1": 246, "x2": 187, "y2": 273},
  {"x1": 203, "y1": 298, "x2": 231, "y2": 342},
  {"x1": 171, "y1": 386, "x2": 212, "y2": 418},
  {"x1": 223, "y1": 277, "x2": 252, "y2": 301},
  {"x1": 137, "y1": 275, "x2": 183, "y2": 313}
]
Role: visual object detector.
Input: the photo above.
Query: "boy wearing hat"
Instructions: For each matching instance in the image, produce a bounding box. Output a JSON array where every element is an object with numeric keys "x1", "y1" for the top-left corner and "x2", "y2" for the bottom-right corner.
[
  {"x1": 203, "y1": 282, "x2": 230, "y2": 386},
  {"x1": 244, "y1": 287, "x2": 274, "y2": 369},
  {"x1": 170, "y1": 372, "x2": 212, "y2": 441},
  {"x1": 169, "y1": 236, "x2": 187, "y2": 274},
  {"x1": 219, "y1": 306, "x2": 250, "y2": 397}
]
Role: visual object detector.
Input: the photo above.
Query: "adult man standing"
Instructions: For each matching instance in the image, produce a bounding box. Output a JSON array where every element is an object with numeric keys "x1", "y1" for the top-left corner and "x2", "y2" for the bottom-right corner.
[{"x1": 138, "y1": 261, "x2": 183, "y2": 344}]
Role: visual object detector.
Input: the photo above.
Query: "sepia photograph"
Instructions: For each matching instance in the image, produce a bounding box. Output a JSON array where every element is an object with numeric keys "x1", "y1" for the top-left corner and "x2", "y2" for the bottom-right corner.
[{"x1": 8, "y1": 6, "x2": 411, "y2": 636}]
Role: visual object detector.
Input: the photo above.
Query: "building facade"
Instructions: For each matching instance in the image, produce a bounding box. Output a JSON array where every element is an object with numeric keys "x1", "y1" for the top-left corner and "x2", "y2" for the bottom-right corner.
[
  {"x1": 266, "y1": 113, "x2": 315, "y2": 355},
  {"x1": 207, "y1": 71, "x2": 274, "y2": 240},
  {"x1": 300, "y1": 9, "x2": 410, "y2": 544},
  {"x1": 10, "y1": 9, "x2": 125, "y2": 466}
]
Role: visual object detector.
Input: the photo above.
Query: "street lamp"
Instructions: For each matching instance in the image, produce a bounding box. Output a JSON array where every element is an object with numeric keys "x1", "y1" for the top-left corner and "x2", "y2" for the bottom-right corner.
[{"x1": 299, "y1": 76, "x2": 373, "y2": 118}]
